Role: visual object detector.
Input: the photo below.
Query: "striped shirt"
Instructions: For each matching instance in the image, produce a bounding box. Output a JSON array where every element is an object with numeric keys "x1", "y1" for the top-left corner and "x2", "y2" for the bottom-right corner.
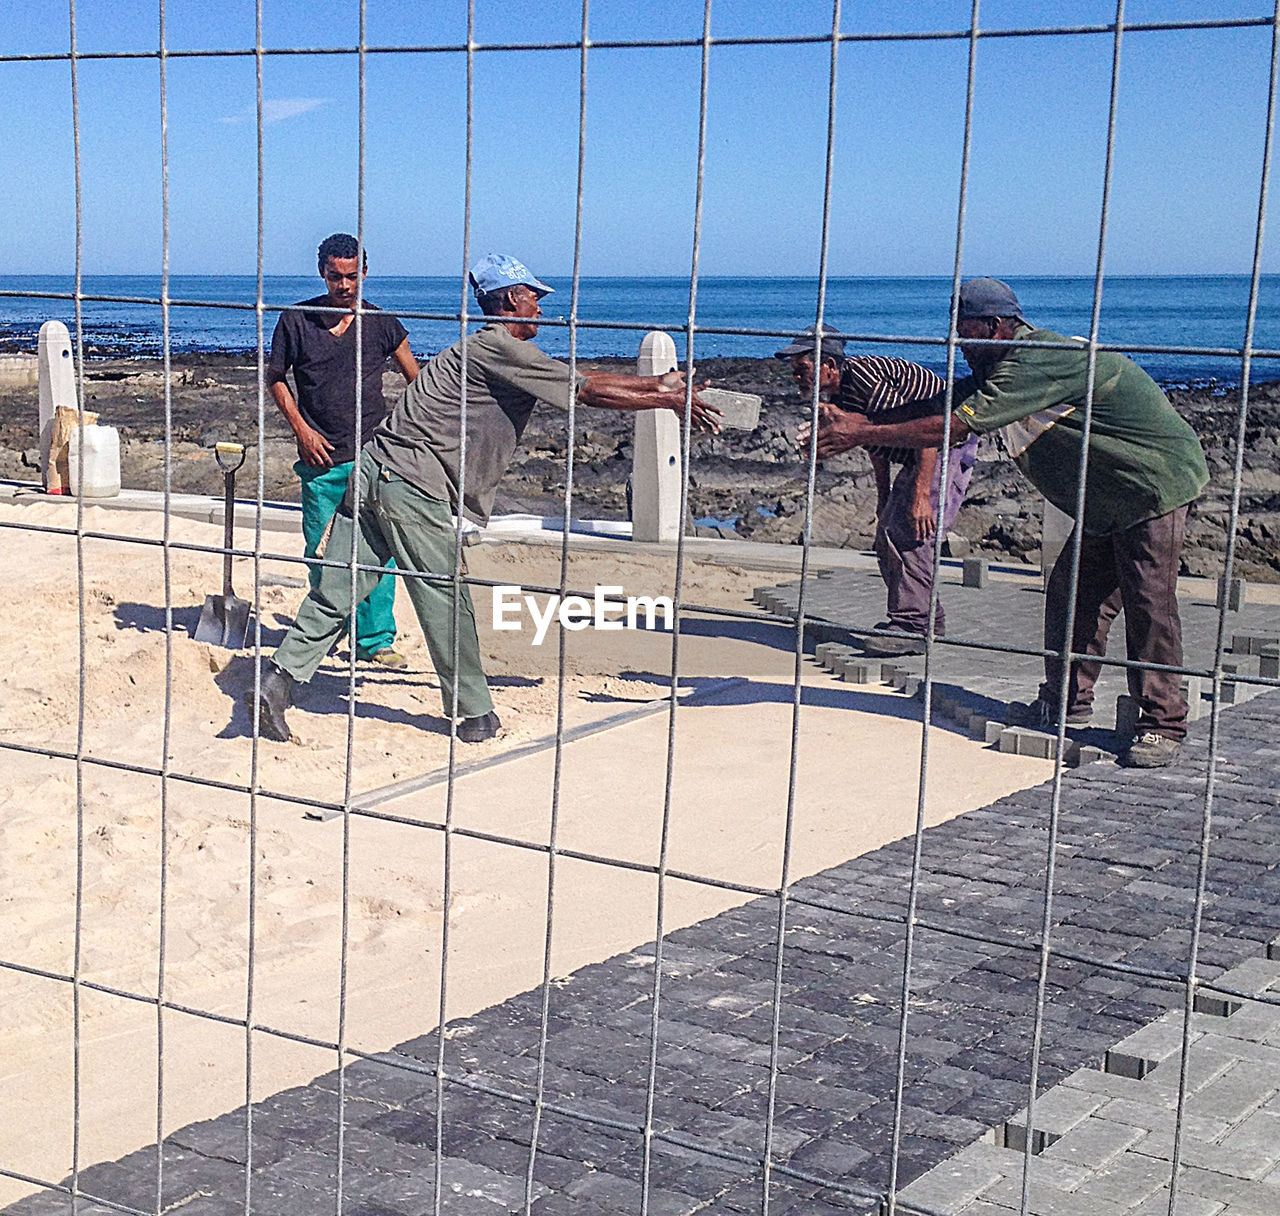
[{"x1": 838, "y1": 355, "x2": 945, "y2": 465}]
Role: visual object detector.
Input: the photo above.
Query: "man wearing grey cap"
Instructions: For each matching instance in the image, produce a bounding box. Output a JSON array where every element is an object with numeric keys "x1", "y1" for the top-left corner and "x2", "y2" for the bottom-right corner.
[
  {"x1": 806, "y1": 278, "x2": 1208, "y2": 768},
  {"x1": 246, "y1": 253, "x2": 720, "y2": 746},
  {"x1": 782, "y1": 324, "x2": 977, "y2": 655}
]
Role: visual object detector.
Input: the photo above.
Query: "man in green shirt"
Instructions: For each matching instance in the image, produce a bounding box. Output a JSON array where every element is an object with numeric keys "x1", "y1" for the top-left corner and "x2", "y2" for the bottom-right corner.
[{"x1": 806, "y1": 279, "x2": 1208, "y2": 768}]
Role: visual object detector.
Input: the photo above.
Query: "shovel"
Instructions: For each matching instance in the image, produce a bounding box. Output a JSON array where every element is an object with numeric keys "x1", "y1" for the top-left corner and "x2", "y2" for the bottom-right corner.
[{"x1": 195, "y1": 442, "x2": 254, "y2": 648}]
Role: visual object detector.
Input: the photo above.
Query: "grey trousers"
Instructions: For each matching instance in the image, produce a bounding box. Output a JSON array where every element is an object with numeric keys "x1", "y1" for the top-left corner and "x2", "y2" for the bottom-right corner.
[
  {"x1": 873, "y1": 436, "x2": 977, "y2": 636},
  {"x1": 1038, "y1": 505, "x2": 1189, "y2": 740},
  {"x1": 272, "y1": 450, "x2": 493, "y2": 720}
]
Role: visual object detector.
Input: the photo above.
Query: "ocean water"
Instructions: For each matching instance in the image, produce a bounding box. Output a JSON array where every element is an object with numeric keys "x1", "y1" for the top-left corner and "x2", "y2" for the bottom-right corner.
[{"x1": 4, "y1": 274, "x2": 1280, "y2": 387}]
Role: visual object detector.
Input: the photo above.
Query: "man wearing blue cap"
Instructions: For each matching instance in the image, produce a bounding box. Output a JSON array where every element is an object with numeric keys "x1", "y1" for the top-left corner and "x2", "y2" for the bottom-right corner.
[
  {"x1": 247, "y1": 254, "x2": 720, "y2": 745},
  {"x1": 806, "y1": 278, "x2": 1208, "y2": 768}
]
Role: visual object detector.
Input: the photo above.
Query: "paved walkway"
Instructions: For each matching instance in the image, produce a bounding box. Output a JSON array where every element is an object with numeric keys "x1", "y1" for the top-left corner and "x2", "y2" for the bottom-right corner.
[
  {"x1": 8, "y1": 672, "x2": 1280, "y2": 1216},
  {"x1": 755, "y1": 568, "x2": 1280, "y2": 748}
]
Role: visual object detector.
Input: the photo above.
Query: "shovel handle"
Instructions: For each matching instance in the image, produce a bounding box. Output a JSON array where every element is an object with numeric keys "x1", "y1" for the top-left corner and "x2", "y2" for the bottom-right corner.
[
  {"x1": 215, "y1": 441, "x2": 246, "y2": 473},
  {"x1": 217, "y1": 448, "x2": 241, "y2": 597}
]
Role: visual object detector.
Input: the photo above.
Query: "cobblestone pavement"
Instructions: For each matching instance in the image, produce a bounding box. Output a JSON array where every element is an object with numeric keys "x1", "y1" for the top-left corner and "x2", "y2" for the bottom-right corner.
[
  {"x1": 6, "y1": 599, "x2": 1280, "y2": 1215},
  {"x1": 900, "y1": 954, "x2": 1280, "y2": 1216},
  {"x1": 753, "y1": 568, "x2": 1280, "y2": 741}
]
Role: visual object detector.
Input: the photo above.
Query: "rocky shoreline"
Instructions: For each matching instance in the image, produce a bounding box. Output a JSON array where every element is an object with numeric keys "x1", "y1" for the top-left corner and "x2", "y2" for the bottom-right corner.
[{"x1": 1, "y1": 350, "x2": 1277, "y2": 581}]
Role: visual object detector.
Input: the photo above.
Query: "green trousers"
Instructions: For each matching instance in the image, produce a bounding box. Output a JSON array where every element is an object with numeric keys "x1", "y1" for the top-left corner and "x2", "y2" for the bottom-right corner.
[
  {"x1": 296, "y1": 460, "x2": 398, "y2": 657},
  {"x1": 275, "y1": 451, "x2": 493, "y2": 719}
]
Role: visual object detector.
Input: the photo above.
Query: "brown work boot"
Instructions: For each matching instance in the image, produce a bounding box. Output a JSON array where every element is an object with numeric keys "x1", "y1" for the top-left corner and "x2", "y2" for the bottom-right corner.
[{"x1": 1121, "y1": 732, "x2": 1181, "y2": 768}]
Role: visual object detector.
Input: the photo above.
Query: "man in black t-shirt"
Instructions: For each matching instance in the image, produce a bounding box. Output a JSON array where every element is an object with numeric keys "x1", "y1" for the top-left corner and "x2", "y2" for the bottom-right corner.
[{"x1": 267, "y1": 233, "x2": 419, "y2": 668}]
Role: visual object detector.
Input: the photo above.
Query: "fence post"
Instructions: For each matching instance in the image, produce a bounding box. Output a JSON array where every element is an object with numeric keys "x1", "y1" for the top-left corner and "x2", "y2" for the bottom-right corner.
[
  {"x1": 631, "y1": 331, "x2": 682, "y2": 542},
  {"x1": 38, "y1": 320, "x2": 76, "y2": 489}
]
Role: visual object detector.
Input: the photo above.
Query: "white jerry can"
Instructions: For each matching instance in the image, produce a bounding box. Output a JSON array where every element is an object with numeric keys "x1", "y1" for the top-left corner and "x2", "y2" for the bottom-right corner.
[{"x1": 68, "y1": 424, "x2": 121, "y2": 498}]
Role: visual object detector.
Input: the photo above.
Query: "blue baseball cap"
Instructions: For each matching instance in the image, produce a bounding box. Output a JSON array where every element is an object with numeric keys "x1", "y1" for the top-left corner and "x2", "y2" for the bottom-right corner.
[{"x1": 468, "y1": 253, "x2": 554, "y2": 300}]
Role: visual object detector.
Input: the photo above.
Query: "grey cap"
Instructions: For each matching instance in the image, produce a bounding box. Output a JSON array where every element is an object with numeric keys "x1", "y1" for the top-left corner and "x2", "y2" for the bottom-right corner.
[
  {"x1": 958, "y1": 277, "x2": 1025, "y2": 321},
  {"x1": 774, "y1": 323, "x2": 846, "y2": 361}
]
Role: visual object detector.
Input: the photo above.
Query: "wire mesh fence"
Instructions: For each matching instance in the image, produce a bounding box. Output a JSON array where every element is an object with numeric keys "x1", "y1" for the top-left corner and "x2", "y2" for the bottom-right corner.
[{"x1": 3, "y1": 5, "x2": 1280, "y2": 1216}]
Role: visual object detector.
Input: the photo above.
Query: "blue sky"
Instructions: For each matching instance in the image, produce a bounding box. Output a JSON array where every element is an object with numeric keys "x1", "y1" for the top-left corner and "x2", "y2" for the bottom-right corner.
[{"x1": 2, "y1": 1, "x2": 1278, "y2": 277}]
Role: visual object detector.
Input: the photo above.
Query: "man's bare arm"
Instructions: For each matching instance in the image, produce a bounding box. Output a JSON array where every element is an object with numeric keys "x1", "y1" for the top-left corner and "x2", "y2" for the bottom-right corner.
[
  {"x1": 391, "y1": 337, "x2": 419, "y2": 383},
  {"x1": 579, "y1": 370, "x2": 722, "y2": 433}
]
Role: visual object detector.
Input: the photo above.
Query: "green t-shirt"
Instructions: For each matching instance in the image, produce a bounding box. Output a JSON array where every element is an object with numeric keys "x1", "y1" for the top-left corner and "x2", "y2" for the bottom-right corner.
[{"x1": 956, "y1": 325, "x2": 1208, "y2": 534}]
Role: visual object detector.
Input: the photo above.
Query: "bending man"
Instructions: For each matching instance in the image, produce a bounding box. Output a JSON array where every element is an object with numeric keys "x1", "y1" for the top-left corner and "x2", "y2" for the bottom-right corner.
[
  {"x1": 781, "y1": 324, "x2": 977, "y2": 656},
  {"x1": 806, "y1": 279, "x2": 1208, "y2": 768},
  {"x1": 248, "y1": 253, "x2": 720, "y2": 745}
]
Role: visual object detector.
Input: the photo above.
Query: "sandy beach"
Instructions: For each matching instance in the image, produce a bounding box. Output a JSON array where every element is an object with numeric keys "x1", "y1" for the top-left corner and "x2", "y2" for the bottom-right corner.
[{"x1": 0, "y1": 495, "x2": 1056, "y2": 1202}]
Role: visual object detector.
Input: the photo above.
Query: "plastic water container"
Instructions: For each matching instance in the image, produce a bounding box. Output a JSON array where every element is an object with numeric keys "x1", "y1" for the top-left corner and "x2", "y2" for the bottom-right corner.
[{"x1": 68, "y1": 424, "x2": 121, "y2": 498}]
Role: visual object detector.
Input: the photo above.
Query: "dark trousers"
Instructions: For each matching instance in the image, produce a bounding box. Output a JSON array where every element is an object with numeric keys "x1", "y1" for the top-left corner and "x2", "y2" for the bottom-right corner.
[
  {"x1": 1038, "y1": 505, "x2": 1189, "y2": 740},
  {"x1": 873, "y1": 436, "x2": 977, "y2": 636}
]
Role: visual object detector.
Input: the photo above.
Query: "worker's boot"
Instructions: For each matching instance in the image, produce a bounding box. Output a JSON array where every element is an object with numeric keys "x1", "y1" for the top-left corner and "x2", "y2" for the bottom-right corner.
[
  {"x1": 456, "y1": 711, "x2": 501, "y2": 744},
  {"x1": 244, "y1": 663, "x2": 293, "y2": 742}
]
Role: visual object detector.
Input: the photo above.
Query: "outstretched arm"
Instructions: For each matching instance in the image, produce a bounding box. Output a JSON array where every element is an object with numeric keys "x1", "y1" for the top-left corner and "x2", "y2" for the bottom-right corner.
[
  {"x1": 579, "y1": 370, "x2": 722, "y2": 433},
  {"x1": 801, "y1": 405, "x2": 969, "y2": 460}
]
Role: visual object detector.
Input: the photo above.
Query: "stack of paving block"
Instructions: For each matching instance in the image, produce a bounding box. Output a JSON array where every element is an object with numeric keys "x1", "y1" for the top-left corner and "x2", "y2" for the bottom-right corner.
[
  {"x1": 810, "y1": 643, "x2": 1109, "y2": 767},
  {"x1": 1220, "y1": 631, "x2": 1279, "y2": 706}
]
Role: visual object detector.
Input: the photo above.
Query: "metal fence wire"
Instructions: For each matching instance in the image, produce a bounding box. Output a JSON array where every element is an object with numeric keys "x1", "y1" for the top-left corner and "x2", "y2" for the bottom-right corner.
[{"x1": 2, "y1": 5, "x2": 1280, "y2": 1216}]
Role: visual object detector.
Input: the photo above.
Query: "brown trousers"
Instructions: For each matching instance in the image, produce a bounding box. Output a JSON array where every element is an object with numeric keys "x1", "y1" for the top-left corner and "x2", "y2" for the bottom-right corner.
[{"x1": 1038, "y1": 505, "x2": 1189, "y2": 740}]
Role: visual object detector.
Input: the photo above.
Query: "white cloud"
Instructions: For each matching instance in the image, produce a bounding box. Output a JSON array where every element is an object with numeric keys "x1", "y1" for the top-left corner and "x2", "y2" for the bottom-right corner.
[{"x1": 221, "y1": 98, "x2": 328, "y2": 126}]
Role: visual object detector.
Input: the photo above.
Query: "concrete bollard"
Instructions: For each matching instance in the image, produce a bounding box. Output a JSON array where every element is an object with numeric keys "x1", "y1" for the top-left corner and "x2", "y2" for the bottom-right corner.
[
  {"x1": 1041, "y1": 499, "x2": 1074, "y2": 591},
  {"x1": 38, "y1": 320, "x2": 77, "y2": 488},
  {"x1": 631, "y1": 332, "x2": 683, "y2": 543}
]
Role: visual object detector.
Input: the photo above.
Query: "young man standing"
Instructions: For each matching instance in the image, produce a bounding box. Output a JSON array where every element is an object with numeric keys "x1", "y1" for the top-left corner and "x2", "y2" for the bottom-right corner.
[{"x1": 267, "y1": 233, "x2": 420, "y2": 669}]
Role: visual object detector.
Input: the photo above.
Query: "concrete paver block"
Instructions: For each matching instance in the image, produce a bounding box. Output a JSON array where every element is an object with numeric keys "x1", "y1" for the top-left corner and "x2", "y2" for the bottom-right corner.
[
  {"x1": 963, "y1": 556, "x2": 990, "y2": 588},
  {"x1": 1181, "y1": 674, "x2": 1205, "y2": 721},
  {"x1": 837, "y1": 657, "x2": 884, "y2": 684},
  {"x1": 696, "y1": 387, "x2": 761, "y2": 431},
  {"x1": 1261, "y1": 644, "x2": 1279, "y2": 680},
  {"x1": 1220, "y1": 575, "x2": 1247, "y2": 611},
  {"x1": 1115, "y1": 694, "x2": 1139, "y2": 742},
  {"x1": 986, "y1": 720, "x2": 1006, "y2": 746},
  {"x1": 1230, "y1": 632, "x2": 1277, "y2": 656},
  {"x1": 1193, "y1": 992, "x2": 1243, "y2": 1018}
]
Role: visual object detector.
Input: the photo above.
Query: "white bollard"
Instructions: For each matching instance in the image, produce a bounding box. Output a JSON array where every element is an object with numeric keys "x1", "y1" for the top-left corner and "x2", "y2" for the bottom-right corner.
[
  {"x1": 1041, "y1": 499, "x2": 1074, "y2": 591},
  {"x1": 631, "y1": 331, "x2": 683, "y2": 543},
  {"x1": 38, "y1": 321, "x2": 77, "y2": 488}
]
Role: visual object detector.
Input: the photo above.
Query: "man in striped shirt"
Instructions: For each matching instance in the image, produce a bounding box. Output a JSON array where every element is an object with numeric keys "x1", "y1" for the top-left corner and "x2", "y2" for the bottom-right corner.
[{"x1": 782, "y1": 325, "x2": 978, "y2": 656}]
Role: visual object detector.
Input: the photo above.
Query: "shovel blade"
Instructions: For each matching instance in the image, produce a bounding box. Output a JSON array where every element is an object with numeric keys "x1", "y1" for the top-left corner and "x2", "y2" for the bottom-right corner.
[{"x1": 194, "y1": 593, "x2": 254, "y2": 649}]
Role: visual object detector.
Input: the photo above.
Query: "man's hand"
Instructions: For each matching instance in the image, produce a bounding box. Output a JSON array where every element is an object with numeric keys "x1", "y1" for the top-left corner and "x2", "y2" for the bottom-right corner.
[
  {"x1": 295, "y1": 422, "x2": 335, "y2": 468},
  {"x1": 797, "y1": 403, "x2": 873, "y2": 459},
  {"x1": 658, "y1": 371, "x2": 722, "y2": 435},
  {"x1": 908, "y1": 484, "x2": 936, "y2": 541}
]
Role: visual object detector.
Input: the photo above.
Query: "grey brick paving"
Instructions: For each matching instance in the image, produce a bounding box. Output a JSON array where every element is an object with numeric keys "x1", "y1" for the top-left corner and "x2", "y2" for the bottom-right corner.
[
  {"x1": 759, "y1": 566, "x2": 1280, "y2": 744},
  {"x1": 6, "y1": 619, "x2": 1280, "y2": 1215}
]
